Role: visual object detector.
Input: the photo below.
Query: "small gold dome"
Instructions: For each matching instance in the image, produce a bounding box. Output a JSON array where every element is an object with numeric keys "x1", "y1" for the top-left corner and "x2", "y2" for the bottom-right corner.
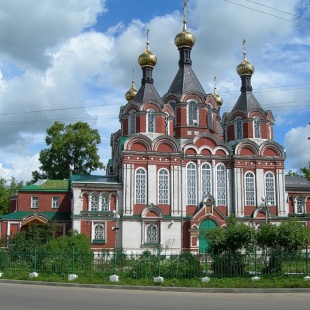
[
  {"x1": 212, "y1": 76, "x2": 223, "y2": 107},
  {"x1": 213, "y1": 92, "x2": 223, "y2": 107},
  {"x1": 174, "y1": 20, "x2": 195, "y2": 48},
  {"x1": 125, "y1": 81, "x2": 137, "y2": 101},
  {"x1": 237, "y1": 41, "x2": 254, "y2": 76},
  {"x1": 138, "y1": 41, "x2": 157, "y2": 68},
  {"x1": 236, "y1": 57, "x2": 254, "y2": 76},
  {"x1": 175, "y1": 2, "x2": 195, "y2": 48}
]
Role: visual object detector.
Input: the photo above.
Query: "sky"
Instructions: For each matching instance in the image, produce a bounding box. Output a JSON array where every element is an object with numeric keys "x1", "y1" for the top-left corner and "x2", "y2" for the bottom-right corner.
[{"x1": 0, "y1": 0, "x2": 309, "y2": 182}]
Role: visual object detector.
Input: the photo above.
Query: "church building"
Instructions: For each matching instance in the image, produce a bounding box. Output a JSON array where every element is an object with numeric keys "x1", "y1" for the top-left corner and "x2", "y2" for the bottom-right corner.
[{"x1": 1, "y1": 5, "x2": 310, "y2": 253}]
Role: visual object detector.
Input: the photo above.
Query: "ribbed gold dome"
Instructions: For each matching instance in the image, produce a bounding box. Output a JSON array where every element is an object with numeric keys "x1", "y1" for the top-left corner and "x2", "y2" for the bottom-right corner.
[
  {"x1": 237, "y1": 44, "x2": 254, "y2": 76},
  {"x1": 125, "y1": 81, "x2": 137, "y2": 101},
  {"x1": 213, "y1": 92, "x2": 223, "y2": 107},
  {"x1": 237, "y1": 57, "x2": 254, "y2": 76},
  {"x1": 138, "y1": 41, "x2": 157, "y2": 68},
  {"x1": 175, "y1": 2, "x2": 195, "y2": 48},
  {"x1": 212, "y1": 77, "x2": 223, "y2": 107}
]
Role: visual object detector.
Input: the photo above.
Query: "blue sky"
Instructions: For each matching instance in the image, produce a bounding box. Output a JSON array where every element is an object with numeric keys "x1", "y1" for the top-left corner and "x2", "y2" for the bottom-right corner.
[{"x1": 0, "y1": 0, "x2": 309, "y2": 182}]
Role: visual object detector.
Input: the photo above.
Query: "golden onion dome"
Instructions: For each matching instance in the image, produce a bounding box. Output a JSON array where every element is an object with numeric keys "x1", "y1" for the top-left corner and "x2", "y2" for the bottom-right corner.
[
  {"x1": 236, "y1": 40, "x2": 254, "y2": 76},
  {"x1": 175, "y1": 1, "x2": 195, "y2": 48},
  {"x1": 125, "y1": 81, "x2": 137, "y2": 101},
  {"x1": 138, "y1": 40, "x2": 157, "y2": 68},
  {"x1": 212, "y1": 77, "x2": 223, "y2": 107}
]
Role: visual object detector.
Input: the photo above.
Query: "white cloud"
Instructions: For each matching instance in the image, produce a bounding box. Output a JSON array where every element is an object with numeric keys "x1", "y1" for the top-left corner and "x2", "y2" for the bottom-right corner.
[
  {"x1": 0, "y1": 0, "x2": 308, "y2": 181},
  {"x1": 284, "y1": 125, "x2": 310, "y2": 172}
]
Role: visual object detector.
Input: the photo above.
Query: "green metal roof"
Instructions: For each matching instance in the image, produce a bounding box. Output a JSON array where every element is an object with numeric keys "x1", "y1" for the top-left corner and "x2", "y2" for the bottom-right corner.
[
  {"x1": 71, "y1": 174, "x2": 121, "y2": 184},
  {"x1": 0, "y1": 211, "x2": 71, "y2": 221},
  {"x1": 19, "y1": 180, "x2": 70, "y2": 192}
]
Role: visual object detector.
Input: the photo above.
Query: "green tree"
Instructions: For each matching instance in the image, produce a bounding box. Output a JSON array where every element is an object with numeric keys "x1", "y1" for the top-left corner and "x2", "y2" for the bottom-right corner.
[
  {"x1": 257, "y1": 219, "x2": 310, "y2": 253},
  {"x1": 0, "y1": 177, "x2": 23, "y2": 215},
  {"x1": 301, "y1": 162, "x2": 310, "y2": 181},
  {"x1": 286, "y1": 170, "x2": 299, "y2": 177},
  {"x1": 32, "y1": 121, "x2": 104, "y2": 181},
  {"x1": 7, "y1": 223, "x2": 57, "y2": 252},
  {"x1": 206, "y1": 215, "x2": 255, "y2": 254}
]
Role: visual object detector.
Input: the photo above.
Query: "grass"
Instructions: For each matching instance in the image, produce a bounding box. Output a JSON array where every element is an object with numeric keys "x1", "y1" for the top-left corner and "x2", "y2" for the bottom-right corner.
[{"x1": 1, "y1": 273, "x2": 310, "y2": 288}]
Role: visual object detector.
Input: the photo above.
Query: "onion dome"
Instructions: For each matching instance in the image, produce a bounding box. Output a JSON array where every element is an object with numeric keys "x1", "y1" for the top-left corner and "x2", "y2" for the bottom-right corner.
[
  {"x1": 125, "y1": 80, "x2": 137, "y2": 101},
  {"x1": 212, "y1": 76, "x2": 223, "y2": 107},
  {"x1": 236, "y1": 40, "x2": 254, "y2": 76},
  {"x1": 174, "y1": 2, "x2": 195, "y2": 48},
  {"x1": 138, "y1": 36, "x2": 157, "y2": 68}
]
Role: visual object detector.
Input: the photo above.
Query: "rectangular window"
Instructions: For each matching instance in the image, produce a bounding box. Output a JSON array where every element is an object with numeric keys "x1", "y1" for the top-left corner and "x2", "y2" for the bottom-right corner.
[
  {"x1": 52, "y1": 196, "x2": 60, "y2": 209},
  {"x1": 31, "y1": 196, "x2": 39, "y2": 209}
]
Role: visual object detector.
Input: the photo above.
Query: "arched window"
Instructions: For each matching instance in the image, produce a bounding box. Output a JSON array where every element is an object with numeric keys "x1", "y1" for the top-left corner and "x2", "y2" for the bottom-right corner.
[
  {"x1": 135, "y1": 168, "x2": 146, "y2": 204},
  {"x1": 147, "y1": 109, "x2": 155, "y2": 132},
  {"x1": 158, "y1": 169, "x2": 169, "y2": 204},
  {"x1": 188, "y1": 101, "x2": 197, "y2": 126},
  {"x1": 296, "y1": 197, "x2": 304, "y2": 214},
  {"x1": 165, "y1": 113, "x2": 169, "y2": 135},
  {"x1": 254, "y1": 117, "x2": 261, "y2": 138},
  {"x1": 265, "y1": 172, "x2": 275, "y2": 205},
  {"x1": 101, "y1": 194, "x2": 109, "y2": 211},
  {"x1": 146, "y1": 224, "x2": 158, "y2": 243},
  {"x1": 207, "y1": 106, "x2": 213, "y2": 130},
  {"x1": 93, "y1": 223, "x2": 105, "y2": 242},
  {"x1": 235, "y1": 117, "x2": 243, "y2": 140},
  {"x1": 245, "y1": 172, "x2": 255, "y2": 206},
  {"x1": 90, "y1": 193, "x2": 99, "y2": 211},
  {"x1": 201, "y1": 163, "x2": 212, "y2": 197},
  {"x1": 128, "y1": 110, "x2": 136, "y2": 134},
  {"x1": 187, "y1": 163, "x2": 197, "y2": 205},
  {"x1": 216, "y1": 164, "x2": 226, "y2": 205}
]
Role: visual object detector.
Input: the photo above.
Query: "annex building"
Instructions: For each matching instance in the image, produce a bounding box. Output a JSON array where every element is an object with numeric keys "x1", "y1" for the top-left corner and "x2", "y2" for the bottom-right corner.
[{"x1": 1, "y1": 9, "x2": 310, "y2": 253}]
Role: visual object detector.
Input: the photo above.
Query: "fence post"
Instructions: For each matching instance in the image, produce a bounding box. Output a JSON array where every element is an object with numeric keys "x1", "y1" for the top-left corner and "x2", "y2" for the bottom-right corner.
[
  {"x1": 205, "y1": 248, "x2": 208, "y2": 277},
  {"x1": 306, "y1": 246, "x2": 309, "y2": 276},
  {"x1": 72, "y1": 247, "x2": 75, "y2": 274},
  {"x1": 254, "y1": 247, "x2": 257, "y2": 277},
  {"x1": 113, "y1": 247, "x2": 117, "y2": 275},
  {"x1": 157, "y1": 246, "x2": 161, "y2": 277},
  {"x1": 34, "y1": 247, "x2": 37, "y2": 272}
]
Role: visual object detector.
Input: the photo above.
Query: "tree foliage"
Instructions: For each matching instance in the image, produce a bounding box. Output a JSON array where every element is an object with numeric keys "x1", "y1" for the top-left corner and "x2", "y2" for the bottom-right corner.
[
  {"x1": 0, "y1": 177, "x2": 23, "y2": 215},
  {"x1": 32, "y1": 121, "x2": 104, "y2": 181},
  {"x1": 301, "y1": 162, "x2": 310, "y2": 181},
  {"x1": 206, "y1": 216, "x2": 255, "y2": 254},
  {"x1": 7, "y1": 223, "x2": 57, "y2": 252}
]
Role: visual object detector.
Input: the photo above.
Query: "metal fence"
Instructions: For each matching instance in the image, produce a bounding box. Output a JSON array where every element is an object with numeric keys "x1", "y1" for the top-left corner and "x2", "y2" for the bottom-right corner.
[{"x1": 0, "y1": 248, "x2": 309, "y2": 278}]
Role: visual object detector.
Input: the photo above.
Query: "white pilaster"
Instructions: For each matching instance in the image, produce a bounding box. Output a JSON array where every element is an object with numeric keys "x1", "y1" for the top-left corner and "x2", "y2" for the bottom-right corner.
[{"x1": 147, "y1": 164, "x2": 156, "y2": 204}]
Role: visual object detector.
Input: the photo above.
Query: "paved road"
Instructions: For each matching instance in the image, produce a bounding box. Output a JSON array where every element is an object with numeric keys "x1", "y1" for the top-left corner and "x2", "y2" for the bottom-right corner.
[{"x1": 0, "y1": 282, "x2": 310, "y2": 310}]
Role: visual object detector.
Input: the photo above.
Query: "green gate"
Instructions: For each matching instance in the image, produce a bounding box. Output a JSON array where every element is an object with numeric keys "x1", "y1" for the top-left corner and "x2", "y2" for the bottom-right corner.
[{"x1": 199, "y1": 219, "x2": 217, "y2": 253}]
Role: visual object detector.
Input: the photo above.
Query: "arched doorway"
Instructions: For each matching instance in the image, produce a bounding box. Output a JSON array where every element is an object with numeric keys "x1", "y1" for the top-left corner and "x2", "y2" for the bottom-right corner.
[{"x1": 199, "y1": 219, "x2": 217, "y2": 253}]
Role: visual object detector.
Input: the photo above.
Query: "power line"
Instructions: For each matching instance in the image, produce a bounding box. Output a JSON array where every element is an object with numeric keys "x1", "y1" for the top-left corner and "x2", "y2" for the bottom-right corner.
[
  {"x1": 224, "y1": 0, "x2": 310, "y2": 29},
  {"x1": 245, "y1": 0, "x2": 310, "y2": 23}
]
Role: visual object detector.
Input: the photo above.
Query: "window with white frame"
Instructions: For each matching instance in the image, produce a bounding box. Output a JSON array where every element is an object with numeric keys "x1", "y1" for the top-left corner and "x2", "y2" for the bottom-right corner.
[
  {"x1": 235, "y1": 117, "x2": 243, "y2": 140},
  {"x1": 158, "y1": 169, "x2": 169, "y2": 204},
  {"x1": 187, "y1": 162, "x2": 197, "y2": 205},
  {"x1": 201, "y1": 163, "x2": 212, "y2": 197},
  {"x1": 245, "y1": 172, "x2": 255, "y2": 205},
  {"x1": 93, "y1": 223, "x2": 105, "y2": 242},
  {"x1": 188, "y1": 101, "x2": 197, "y2": 125},
  {"x1": 254, "y1": 117, "x2": 261, "y2": 138},
  {"x1": 216, "y1": 164, "x2": 226, "y2": 205},
  {"x1": 31, "y1": 196, "x2": 39, "y2": 209},
  {"x1": 165, "y1": 112, "x2": 169, "y2": 135},
  {"x1": 135, "y1": 168, "x2": 146, "y2": 204},
  {"x1": 52, "y1": 196, "x2": 60, "y2": 209},
  {"x1": 146, "y1": 223, "x2": 158, "y2": 243},
  {"x1": 265, "y1": 172, "x2": 275, "y2": 205},
  {"x1": 101, "y1": 194, "x2": 109, "y2": 211},
  {"x1": 147, "y1": 109, "x2": 155, "y2": 132},
  {"x1": 90, "y1": 193, "x2": 99, "y2": 211},
  {"x1": 129, "y1": 110, "x2": 136, "y2": 134},
  {"x1": 296, "y1": 197, "x2": 304, "y2": 214}
]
